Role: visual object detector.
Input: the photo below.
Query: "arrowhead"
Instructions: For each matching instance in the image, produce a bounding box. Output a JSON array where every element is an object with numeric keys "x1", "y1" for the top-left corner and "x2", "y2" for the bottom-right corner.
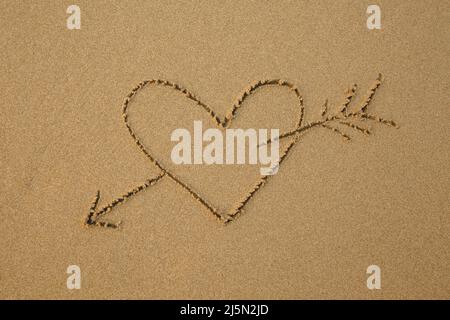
[
  {"x1": 83, "y1": 173, "x2": 165, "y2": 230},
  {"x1": 84, "y1": 190, "x2": 122, "y2": 229}
]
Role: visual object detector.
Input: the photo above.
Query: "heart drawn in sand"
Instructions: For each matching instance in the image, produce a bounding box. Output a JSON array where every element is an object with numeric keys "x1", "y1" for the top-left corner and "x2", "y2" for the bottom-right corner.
[
  {"x1": 122, "y1": 79, "x2": 304, "y2": 222},
  {"x1": 85, "y1": 75, "x2": 396, "y2": 229}
]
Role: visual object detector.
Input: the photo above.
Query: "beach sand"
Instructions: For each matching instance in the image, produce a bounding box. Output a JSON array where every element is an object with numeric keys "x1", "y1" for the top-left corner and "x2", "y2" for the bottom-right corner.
[{"x1": 1, "y1": 1, "x2": 449, "y2": 299}]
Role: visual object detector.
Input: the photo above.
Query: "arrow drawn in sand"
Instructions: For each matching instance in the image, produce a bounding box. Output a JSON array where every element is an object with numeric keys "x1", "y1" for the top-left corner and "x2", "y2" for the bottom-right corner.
[{"x1": 84, "y1": 74, "x2": 398, "y2": 229}]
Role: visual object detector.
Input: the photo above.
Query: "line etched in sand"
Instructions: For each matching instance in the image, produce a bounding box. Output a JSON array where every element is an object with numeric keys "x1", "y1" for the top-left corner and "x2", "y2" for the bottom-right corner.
[{"x1": 85, "y1": 74, "x2": 397, "y2": 229}]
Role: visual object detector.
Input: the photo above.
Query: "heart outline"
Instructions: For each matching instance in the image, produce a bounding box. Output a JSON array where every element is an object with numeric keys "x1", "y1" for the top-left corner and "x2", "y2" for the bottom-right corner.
[{"x1": 121, "y1": 79, "x2": 304, "y2": 223}]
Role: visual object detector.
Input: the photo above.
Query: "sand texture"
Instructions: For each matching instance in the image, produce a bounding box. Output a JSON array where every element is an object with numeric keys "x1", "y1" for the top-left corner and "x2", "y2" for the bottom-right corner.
[{"x1": 1, "y1": 1, "x2": 449, "y2": 299}]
